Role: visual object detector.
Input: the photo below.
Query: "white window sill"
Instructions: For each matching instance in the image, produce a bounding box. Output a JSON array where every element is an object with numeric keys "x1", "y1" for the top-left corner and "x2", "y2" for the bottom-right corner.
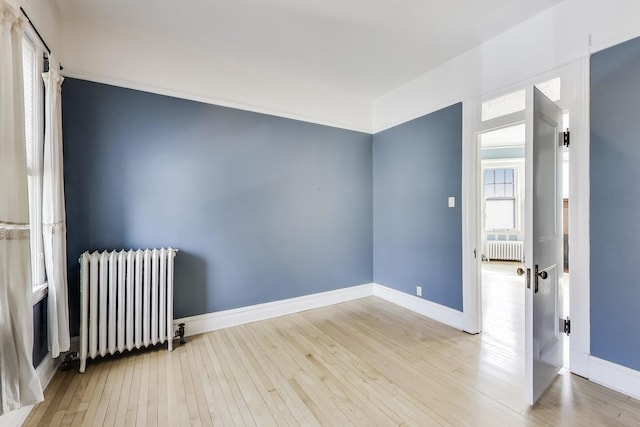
[{"x1": 33, "y1": 282, "x2": 48, "y2": 305}]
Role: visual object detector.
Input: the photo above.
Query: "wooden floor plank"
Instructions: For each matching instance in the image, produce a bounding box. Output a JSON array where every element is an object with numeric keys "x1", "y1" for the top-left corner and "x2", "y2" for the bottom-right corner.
[
  {"x1": 286, "y1": 313, "x2": 425, "y2": 426},
  {"x1": 163, "y1": 350, "x2": 180, "y2": 427},
  {"x1": 207, "y1": 331, "x2": 257, "y2": 426},
  {"x1": 252, "y1": 319, "x2": 353, "y2": 425},
  {"x1": 201, "y1": 333, "x2": 245, "y2": 426},
  {"x1": 239, "y1": 323, "x2": 320, "y2": 426},
  {"x1": 24, "y1": 369, "x2": 69, "y2": 426},
  {"x1": 192, "y1": 334, "x2": 235, "y2": 426},
  {"x1": 170, "y1": 346, "x2": 191, "y2": 427},
  {"x1": 145, "y1": 350, "x2": 159, "y2": 427},
  {"x1": 223, "y1": 326, "x2": 297, "y2": 426},
  {"x1": 101, "y1": 353, "x2": 130, "y2": 427},
  {"x1": 155, "y1": 348, "x2": 170, "y2": 427},
  {"x1": 112, "y1": 354, "x2": 136, "y2": 427},
  {"x1": 183, "y1": 335, "x2": 214, "y2": 426},
  {"x1": 78, "y1": 360, "x2": 113, "y2": 427},
  {"x1": 124, "y1": 354, "x2": 144, "y2": 427},
  {"x1": 25, "y1": 280, "x2": 640, "y2": 427}
]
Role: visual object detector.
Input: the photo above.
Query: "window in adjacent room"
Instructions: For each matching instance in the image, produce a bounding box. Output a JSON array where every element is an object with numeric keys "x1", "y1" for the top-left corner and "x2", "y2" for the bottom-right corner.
[{"x1": 484, "y1": 167, "x2": 517, "y2": 230}]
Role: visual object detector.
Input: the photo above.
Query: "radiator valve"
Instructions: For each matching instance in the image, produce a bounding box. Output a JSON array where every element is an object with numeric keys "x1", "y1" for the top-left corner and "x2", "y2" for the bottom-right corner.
[{"x1": 175, "y1": 323, "x2": 186, "y2": 345}]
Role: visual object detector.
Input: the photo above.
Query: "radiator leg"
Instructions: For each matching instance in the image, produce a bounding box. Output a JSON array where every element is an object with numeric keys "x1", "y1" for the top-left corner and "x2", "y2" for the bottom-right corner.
[{"x1": 79, "y1": 355, "x2": 87, "y2": 374}]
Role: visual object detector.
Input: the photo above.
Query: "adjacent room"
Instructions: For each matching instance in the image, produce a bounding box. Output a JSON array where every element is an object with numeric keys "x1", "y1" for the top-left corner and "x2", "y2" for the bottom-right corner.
[{"x1": 2, "y1": 0, "x2": 640, "y2": 425}]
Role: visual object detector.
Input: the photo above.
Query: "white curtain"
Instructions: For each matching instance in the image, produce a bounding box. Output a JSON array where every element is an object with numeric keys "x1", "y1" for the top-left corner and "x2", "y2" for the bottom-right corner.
[
  {"x1": 42, "y1": 57, "x2": 70, "y2": 358},
  {"x1": 0, "y1": 0, "x2": 44, "y2": 415}
]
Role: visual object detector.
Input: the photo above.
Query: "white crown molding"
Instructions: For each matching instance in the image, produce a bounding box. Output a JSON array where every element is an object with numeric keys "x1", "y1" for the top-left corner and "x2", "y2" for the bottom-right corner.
[{"x1": 60, "y1": 68, "x2": 372, "y2": 134}]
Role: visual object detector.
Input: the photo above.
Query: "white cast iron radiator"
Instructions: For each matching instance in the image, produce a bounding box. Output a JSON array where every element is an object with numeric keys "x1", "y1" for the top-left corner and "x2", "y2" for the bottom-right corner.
[
  {"x1": 79, "y1": 248, "x2": 178, "y2": 373},
  {"x1": 486, "y1": 241, "x2": 523, "y2": 262}
]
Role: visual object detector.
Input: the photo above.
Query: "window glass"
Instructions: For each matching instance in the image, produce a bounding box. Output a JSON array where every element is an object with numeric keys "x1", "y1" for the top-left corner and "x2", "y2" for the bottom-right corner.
[
  {"x1": 535, "y1": 77, "x2": 561, "y2": 102},
  {"x1": 484, "y1": 167, "x2": 517, "y2": 230},
  {"x1": 22, "y1": 36, "x2": 45, "y2": 287},
  {"x1": 505, "y1": 183, "x2": 514, "y2": 197},
  {"x1": 481, "y1": 78, "x2": 560, "y2": 122},
  {"x1": 481, "y1": 90, "x2": 525, "y2": 121},
  {"x1": 505, "y1": 168, "x2": 513, "y2": 182},
  {"x1": 22, "y1": 42, "x2": 35, "y2": 171},
  {"x1": 486, "y1": 199, "x2": 516, "y2": 230}
]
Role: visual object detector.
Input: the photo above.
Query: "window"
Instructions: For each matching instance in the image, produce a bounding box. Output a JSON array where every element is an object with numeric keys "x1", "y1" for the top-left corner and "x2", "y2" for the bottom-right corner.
[
  {"x1": 22, "y1": 34, "x2": 46, "y2": 289},
  {"x1": 481, "y1": 90, "x2": 525, "y2": 122},
  {"x1": 481, "y1": 78, "x2": 561, "y2": 122},
  {"x1": 536, "y1": 77, "x2": 561, "y2": 102},
  {"x1": 484, "y1": 168, "x2": 516, "y2": 230}
]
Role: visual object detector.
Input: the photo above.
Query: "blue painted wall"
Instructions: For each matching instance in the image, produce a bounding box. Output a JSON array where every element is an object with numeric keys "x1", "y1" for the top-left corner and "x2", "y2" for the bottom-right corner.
[
  {"x1": 62, "y1": 79, "x2": 373, "y2": 335},
  {"x1": 373, "y1": 104, "x2": 463, "y2": 310},
  {"x1": 33, "y1": 298, "x2": 47, "y2": 367},
  {"x1": 591, "y1": 36, "x2": 640, "y2": 371}
]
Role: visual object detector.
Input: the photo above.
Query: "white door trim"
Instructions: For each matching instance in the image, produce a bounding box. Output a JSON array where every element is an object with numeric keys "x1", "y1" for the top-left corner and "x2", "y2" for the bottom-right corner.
[{"x1": 461, "y1": 58, "x2": 590, "y2": 377}]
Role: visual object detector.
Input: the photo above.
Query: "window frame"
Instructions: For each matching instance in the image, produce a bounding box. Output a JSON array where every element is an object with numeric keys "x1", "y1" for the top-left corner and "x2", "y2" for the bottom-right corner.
[
  {"x1": 22, "y1": 29, "x2": 48, "y2": 304},
  {"x1": 484, "y1": 167, "x2": 517, "y2": 231}
]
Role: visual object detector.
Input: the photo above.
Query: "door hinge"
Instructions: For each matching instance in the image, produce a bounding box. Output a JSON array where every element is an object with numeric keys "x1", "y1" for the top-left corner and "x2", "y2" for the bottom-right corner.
[
  {"x1": 474, "y1": 249, "x2": 477, "y2": 259},
  {"x1": 563, "y1": 129, "x2": 570, "y2": 147},
  {"x1": 561, "y1": 317, "x2": 571, "y2": 335}
]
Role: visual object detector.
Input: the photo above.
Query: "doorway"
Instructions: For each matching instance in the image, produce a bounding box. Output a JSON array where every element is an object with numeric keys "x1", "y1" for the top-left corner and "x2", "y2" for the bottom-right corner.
[
  {"x1": 474, "y1": 81, "x2": 571, "y2": 375},
  {"x1": 478, "y1": 123, "x2": 527, "y2": 373}
]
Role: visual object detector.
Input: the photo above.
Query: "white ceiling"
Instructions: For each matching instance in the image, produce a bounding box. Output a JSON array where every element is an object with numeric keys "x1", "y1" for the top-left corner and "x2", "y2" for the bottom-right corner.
[{"x1": 53, "y1": 0, "x2": 564, "y2": 99}]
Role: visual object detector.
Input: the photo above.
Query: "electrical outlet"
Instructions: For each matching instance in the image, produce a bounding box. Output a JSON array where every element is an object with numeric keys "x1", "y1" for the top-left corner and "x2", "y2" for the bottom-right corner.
[{"x1": 416, "y1": 286, "x2": 422, "y2": 297}]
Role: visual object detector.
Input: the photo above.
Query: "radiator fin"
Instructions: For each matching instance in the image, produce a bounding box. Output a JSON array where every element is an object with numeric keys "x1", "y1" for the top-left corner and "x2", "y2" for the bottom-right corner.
[{"x1": 486, "y1": 241, "x2": 523, "y2": 262}]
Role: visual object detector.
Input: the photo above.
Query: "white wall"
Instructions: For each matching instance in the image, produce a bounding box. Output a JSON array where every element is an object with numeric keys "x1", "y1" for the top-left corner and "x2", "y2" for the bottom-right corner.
[
  {"x1": 58, "y1": 20, "x2": 373, "y2": 133},
  {"x1": 14, "y1": 0, "x2": 60, "y2": 52},
  {"x1": 373, "y1": 0, "x2": 640, "y2": 132}
]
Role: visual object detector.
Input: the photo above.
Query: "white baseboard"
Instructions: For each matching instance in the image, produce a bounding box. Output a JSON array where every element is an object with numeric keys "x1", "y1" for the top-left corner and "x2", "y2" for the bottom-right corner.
[
  {"x1": 174, "y1": 282, "x2": 465, "y2": 338},
  {"x1": 35, "y1": 353, "x2": 58, "y2": 391},
  {"x1": 0, "y1": 353, "x2": 59, "y2": 427},
  {"x1": 174, "y1": 283, "x2": 374, "y2": 337},
  {"x1": 589, "y1": 356, "x2": 640, "y2": 400},
  {"x1": 372, "y1": 283, "x2": 465, "y2": 331}
]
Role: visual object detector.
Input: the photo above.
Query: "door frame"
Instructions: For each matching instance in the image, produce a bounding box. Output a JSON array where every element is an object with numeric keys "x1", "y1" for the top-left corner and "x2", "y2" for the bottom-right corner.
[{"x1": 461, "y1": 59, "x2": 590, "y2": 378}]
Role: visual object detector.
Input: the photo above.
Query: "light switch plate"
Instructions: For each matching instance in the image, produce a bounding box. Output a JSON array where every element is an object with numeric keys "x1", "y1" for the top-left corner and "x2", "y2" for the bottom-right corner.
[{"x1": 448, "y1": 197, "x2": 455, "y2": 207}]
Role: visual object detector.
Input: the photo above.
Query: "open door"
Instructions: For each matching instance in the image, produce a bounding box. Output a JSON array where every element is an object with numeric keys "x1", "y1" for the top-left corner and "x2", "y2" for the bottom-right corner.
[{"x1": 523, "y1": 87, "x2": 565, "y2": 405}]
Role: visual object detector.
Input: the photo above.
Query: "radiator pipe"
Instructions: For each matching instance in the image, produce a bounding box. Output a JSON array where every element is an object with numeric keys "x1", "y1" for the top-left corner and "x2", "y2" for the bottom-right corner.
[{"x1": 175, "y1": 323, "x2": 186, "y2": 345}]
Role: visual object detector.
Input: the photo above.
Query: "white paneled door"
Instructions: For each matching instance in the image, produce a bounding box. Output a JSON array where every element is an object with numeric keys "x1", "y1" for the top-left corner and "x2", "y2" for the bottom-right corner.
[{"x1": 524, "y1": 87, "x2": 565, "y2": 405}]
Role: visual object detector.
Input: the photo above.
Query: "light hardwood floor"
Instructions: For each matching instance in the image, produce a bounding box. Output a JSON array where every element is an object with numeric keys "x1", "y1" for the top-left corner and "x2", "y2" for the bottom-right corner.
[{"x1": 26, "y1": 294, "x2": 639, "y2": 426}]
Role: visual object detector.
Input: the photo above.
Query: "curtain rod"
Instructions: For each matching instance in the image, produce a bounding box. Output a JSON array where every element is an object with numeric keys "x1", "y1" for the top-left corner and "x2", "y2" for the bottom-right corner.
[{"x1": 20, "y1": 6, "x2": 51, "y2": 55}]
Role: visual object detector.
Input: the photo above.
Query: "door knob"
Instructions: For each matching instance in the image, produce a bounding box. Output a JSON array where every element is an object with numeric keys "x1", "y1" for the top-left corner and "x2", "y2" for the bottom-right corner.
[
  {"x1": 517, "y1": 267, "x2": 531, "y2": 289},
  {"x1": 533, "y1": 265, "x2": 548, "y2": 293}
]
